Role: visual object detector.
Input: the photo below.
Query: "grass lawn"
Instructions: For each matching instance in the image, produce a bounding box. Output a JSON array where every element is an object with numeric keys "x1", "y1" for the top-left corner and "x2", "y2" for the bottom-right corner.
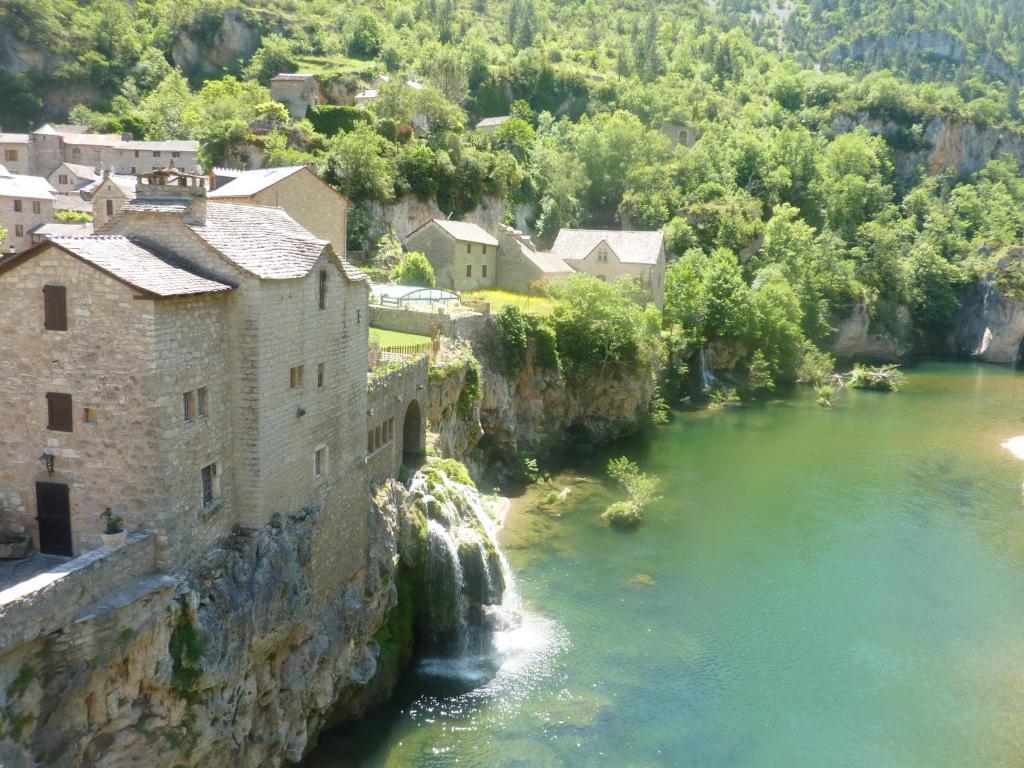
[
  {"x1": 370, "y1": 327, "x2": 432, "y2": 347},
  {"x1": 464, "y1": 289, "x2": 555, "y2": 315}
]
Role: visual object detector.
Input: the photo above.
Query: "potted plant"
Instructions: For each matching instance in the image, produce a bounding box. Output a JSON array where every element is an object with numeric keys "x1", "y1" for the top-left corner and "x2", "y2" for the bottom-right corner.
[{"x1": 100, "y1": 507, "x2": 127, "y2": 549}]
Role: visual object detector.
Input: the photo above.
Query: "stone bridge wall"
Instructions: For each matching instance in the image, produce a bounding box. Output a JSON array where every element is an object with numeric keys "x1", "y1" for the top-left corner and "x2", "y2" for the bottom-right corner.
[
  {"x1": 369, "y1": 305, "x2": 488, "y2": 344},
  {"x1": 366, "y1": 356, "x2": 429, "y2": 485}
]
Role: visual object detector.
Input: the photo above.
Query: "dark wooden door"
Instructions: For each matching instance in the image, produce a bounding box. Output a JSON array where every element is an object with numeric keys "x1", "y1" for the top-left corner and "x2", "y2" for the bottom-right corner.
[{"x1": 35, "y1": 482, "x2": 72, "y2": 556}]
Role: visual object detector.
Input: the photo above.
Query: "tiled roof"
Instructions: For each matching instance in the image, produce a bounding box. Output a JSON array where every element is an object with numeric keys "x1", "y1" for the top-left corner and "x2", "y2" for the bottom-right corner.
[
  {"x1": 0, "y1": 170, "x2": 55, "y2": 200},
  {"x1": 208, "y1": 166, "x2": 306, "y2": 198},
  {"x1": 80, "y1": 174, "x2": 137, "y2": 198},
  {"x1": 0, "y1": 133, "x2": 30, "y2": 144},
  {"x1": 123, "y1": 199, "x2": 190, "y2": 214},
  {"x1": 271, "y1": 73, "x2": 316, "y2": 81},
  {"x1": 44, "y1": 236, "x2": 234, "y2": 297},
  {"x1": 190, "y1": 202, "x2": 332, "y2": 280},
  {"x1": 551, "y1": 229, "x2": 665, "y2": 265},
  {"x1": 419, "y1": 219, "x2": 498, "y2": 246},
  {"x1": 52, "y1": 194, "x2": 92, "y2": 213},
  {"x1": 120, "y1": 140, "x2": 198, "y2": 152},
  {"x1": 28, "y1": 222, "x2": 94, "y2": 237},
  {"x1": 56, "y1": 163, "x2": 99, "y2": 179}
]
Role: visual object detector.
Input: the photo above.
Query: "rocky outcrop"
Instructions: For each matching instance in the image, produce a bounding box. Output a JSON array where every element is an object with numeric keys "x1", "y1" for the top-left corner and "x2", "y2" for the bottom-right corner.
[
  {"x1": 368, "y1": 194, "x2": 506, "y2": 243},
  {"x1": 830, "y1": 303, "x2": 912, "y2": 361},
  {"x1": 952, "y1": 279, "x2": 1024, "y2": 364},
  {"x1": 831, "y1": 113, "x2": 1024, "y2": 179},
  {"x1": 171, "y1": 9, "x2": 261, "y2": 79},
  {"x1": 0, "y1": 499, "x2": 402, "y2": 768}
]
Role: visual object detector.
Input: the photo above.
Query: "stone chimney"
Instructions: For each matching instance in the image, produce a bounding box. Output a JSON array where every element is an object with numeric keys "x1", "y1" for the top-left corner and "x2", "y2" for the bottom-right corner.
[{"x1": 135, "y1": 165, "x2": 208, "y2": 225}]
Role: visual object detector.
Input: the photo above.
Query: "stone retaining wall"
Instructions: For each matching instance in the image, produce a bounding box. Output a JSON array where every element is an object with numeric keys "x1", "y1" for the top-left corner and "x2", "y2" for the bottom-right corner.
[
  {"x1": 369, "y1": 305, "x2": 488, "y2": 344},
  {"x1": 0, "y1": 532, "x2": 159, "y2": 654}
]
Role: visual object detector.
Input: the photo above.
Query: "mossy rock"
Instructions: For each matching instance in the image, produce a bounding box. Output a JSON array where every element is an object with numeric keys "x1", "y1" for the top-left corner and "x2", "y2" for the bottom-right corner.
[{"x1": 601, "y1": 501, "x2": 643, "y2": 528}]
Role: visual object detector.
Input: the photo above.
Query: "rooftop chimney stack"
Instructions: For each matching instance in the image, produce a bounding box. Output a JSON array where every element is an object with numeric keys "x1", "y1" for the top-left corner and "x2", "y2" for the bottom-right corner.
[{"x1": 135, "y1": 165, "x2": 208, "y2": 225}]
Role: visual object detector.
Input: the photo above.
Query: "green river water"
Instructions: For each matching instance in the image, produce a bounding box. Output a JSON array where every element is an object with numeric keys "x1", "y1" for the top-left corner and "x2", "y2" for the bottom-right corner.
[{"x1": 308, "y1": 361, "x2": 1024, "y2": 767}]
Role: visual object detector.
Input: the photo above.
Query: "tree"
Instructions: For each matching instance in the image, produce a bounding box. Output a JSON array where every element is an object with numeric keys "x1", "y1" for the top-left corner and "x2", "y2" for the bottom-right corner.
[
  {"x1": 245, "y1": 35, "x2": 297, "y2": 85},
  {"x1": 348, "y1": 11, "x2": 385, "y2": 58},
  {"x1": 391, "y1": 252, "x2": 436, "y2": 287},
  {"x1": 318, "y1": 126, "x2": 398, "y2": 203}
]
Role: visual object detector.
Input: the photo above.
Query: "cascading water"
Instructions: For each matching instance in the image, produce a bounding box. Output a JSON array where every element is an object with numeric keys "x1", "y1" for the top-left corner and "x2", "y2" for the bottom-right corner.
[{"x1": 697, "y1": 347, "x2": 717, "y2": 393}]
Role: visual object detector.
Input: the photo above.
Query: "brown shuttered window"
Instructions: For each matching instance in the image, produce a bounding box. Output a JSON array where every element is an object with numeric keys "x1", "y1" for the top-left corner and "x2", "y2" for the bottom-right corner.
[
  {"x1": 43, "y1": 285, "x2": 67, "y2": 331},
  {"x1": 47, "y1": 392, "x2": 73, "y2": 432}
]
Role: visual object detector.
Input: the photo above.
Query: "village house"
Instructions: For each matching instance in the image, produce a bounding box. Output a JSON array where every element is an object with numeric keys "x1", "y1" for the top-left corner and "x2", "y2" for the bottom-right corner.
[
  {"x1": 406, "y1": 219, "x2": 499, "y2": 291},
  {"x1": 0, "y1": 167, "x2": 381, "y2": 574},
  {"x1": 0, "y1": 166, "x2": 56, "y2": 254},
  {"x1": 81, "y1": 172, "x2": 137, "y2": 229},
  {"x1": 550, "y1": 228, "x2": 666, "y2": 309},
  {"x1": 48, "y1": 162, "x2": 99, "y2": 194},
  {"x1": 494, "y1": 224, "x2": 574, "y2": 294},
  {"x1": 270, "y1": 73, "x2": 326, "y2": 119},
  {"x1": 209, "y1": 165, "x2": 350, "y2": 258},
  {"x1": 3, "y1": 125, "x2": 199, "y2": 178},
  {"x1": 474, "y1": 116, "x2": 511, "y2": 133}
]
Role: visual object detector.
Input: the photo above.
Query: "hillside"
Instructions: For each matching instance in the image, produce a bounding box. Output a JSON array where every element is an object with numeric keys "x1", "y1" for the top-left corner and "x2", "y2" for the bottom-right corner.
[{"x1": 4, "y1": 0, "x2": 1024, "y2": 389}]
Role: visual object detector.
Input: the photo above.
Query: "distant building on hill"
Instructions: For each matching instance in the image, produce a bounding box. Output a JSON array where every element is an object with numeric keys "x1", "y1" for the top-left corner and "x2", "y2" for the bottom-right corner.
[
  {"x1": 270, "y1": 73, "x2": 325, "y2": 119},
  {"x1": 0, "y1": 166, "x2": 55, "y2": 254},
  {"x1": 475, "y1": 116, "x2": 511, "y2": 133},
  {"x1": 550, "y1": 228, "x2": 666, "y2": 309}
]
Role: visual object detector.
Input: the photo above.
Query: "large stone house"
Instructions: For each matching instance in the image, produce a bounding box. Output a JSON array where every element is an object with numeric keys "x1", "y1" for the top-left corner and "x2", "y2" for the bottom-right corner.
[
  {"x1": 0, "y1": 167, "x2": 373, "y2": 572},
  {"x1": 406, "y1": 219, "x2": 500, "y2": 292},
  {"x1": 0, "y1": 166, "x2": 56, "y2": 254},
  {"x1": 494, "y1": 225, "x2": 574, "y2": 294},
  {"x1": 0, "y1": 125, "x2": 200, "y2": 178},
  {"x1": 209, "y1": 165, "x2": 350, "y2": 258},
  {"x1": 550, "y1": 228, "x2": 666, "y2": 309},
  {"x1": 48, "y1": 162, "x2": 99, "y2": 194},
  {"x1": 270, "y1": 73, "x2": 325, "y2": 119}
]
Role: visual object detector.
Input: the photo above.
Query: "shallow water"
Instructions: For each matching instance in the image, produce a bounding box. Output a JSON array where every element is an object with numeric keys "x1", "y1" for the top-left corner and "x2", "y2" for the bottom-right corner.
[{"x1": 307, "y1": 362, "x2": 1024, "y2": 767}]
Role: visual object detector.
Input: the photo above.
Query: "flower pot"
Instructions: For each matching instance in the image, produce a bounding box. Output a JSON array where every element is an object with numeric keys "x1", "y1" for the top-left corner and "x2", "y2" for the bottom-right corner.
[
  {"x1": 0, "y1": 538, "x2": 30, "y2": 560},
  {"x1": 101, "y1": 530, "x2": 127, "y2": 550}
]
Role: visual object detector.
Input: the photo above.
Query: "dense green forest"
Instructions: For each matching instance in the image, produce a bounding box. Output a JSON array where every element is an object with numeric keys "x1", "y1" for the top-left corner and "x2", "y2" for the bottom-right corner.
[{"x1": 3, "y1": 0, "x2": 1024, "y2": 391}]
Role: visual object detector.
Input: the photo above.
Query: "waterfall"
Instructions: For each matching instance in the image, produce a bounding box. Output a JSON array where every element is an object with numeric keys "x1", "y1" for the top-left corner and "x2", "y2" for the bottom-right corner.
[
  {"x1": 697, "y1": 348, "x2": 717, "y2": 392},
  {"x1": 410, "y1": 470, "x2": 523, "y2": 659}
]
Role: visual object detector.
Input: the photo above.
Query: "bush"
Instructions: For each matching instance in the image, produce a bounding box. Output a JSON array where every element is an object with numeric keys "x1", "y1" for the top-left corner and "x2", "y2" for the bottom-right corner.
[
  {"x1": 493, "y1": 304, "x2": 530, "y2": 376},
  {"x1": 306, "y1": 105, "x2": 372, "y2": 137},
  {"x1": 847, "y1": 364, "x2": 906, "y2": 392},
  {"x1": 601, "y1": 500, "x2": 643, "y2": 527},
  {"x1": 391, "y1": 251, "x2": 435, "y2": 287}
]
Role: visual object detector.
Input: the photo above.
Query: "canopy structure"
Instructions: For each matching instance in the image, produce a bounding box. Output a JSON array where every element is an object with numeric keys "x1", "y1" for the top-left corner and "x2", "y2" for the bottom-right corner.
[{"x1": 370, "y1": 284, "x2": 460, "y2": 308}]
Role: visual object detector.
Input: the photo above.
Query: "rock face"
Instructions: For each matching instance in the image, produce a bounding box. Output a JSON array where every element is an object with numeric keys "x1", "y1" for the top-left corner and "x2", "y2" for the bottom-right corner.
[
  {"x1": 171, "y1": 9, "x2": 261, "y2": 79},
  {"x1": 952, "y1": 280, "x2": 1024, "y2": 364},
  {"x1": 0, "y1": 499, "x2": 402, "y2": 768},
  {"x1": 367, "y1": 194, "x2": 506, "y2": 243},
  {"x1": 831, "y1": 113, "x2": 1024, "y2": 179},
  {"x1": 831, "y1": 303, "x2": 912, "y2": 361}
]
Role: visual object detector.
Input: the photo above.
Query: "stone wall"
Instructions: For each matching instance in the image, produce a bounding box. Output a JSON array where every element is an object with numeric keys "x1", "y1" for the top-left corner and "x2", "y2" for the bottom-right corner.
[
  {"x1": 0, "y1": 196, "x2": 53, "y2": 253},
  {"x1": 366, "y1": 356, "x2": 429, "y2": 485},
  {"x1": 0, "y1": 532, "x2": 158, "y2": 653},
  {"x1": 369, "y1": 305, "x2": 488, "y2": 344}
]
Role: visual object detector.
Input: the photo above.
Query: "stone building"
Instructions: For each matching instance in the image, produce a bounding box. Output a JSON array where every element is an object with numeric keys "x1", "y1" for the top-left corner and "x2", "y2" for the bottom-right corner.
[
  {"x1": 270, "y1": 73, "x2": 325, "y2": 120},
  {"x1": 81, "y1": 172, "x2": 137, "y2": 229},
  {"x1": 209, "y1": 165, "x2": 349, "y2": 258},
  {"x1": 48, "y1": 162, "x2": 99, "y2": 194},
  {"x1": 475, "y1": 115, "x2": 511, "y2": 133},
  {"x1": 550, "y1": 228, "x2": 667, "y2": 309},
  {"x1": 406, "y1": 219, "x2": 500, "y2": 292},
  {"x1": 494, "y1": 224, "x2": 573, "y2": 294},
  {"x1": 0, "y1": 166, "x2": 55, "y2": 254},
  {"x1": 1, "y1": 125, "x2": 199, "y2": 178},
  {"x1": 0, "y1": 167, "x2": 374, "y2": 572}
]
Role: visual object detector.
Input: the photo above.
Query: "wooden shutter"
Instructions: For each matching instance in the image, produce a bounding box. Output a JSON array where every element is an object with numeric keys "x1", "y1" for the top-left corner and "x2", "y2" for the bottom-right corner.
[
  {"x1": 46, "y1": 393, "x2": 73, "y2": 432},
  {"x1": 43, "y1": 285, "x2": 67, "y2": 331}
]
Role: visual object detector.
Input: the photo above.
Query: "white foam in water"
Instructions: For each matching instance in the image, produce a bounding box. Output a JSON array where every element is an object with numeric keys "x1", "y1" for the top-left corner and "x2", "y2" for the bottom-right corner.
[{"x1": 1002, "y1": 436, "x2": 1024, "y2": 460}]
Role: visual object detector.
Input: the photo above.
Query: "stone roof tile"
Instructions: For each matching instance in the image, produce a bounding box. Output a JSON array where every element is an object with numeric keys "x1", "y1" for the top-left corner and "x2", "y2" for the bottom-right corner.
[{"x1": 551, "y1": 229, "x2": 664, "y2": 265}]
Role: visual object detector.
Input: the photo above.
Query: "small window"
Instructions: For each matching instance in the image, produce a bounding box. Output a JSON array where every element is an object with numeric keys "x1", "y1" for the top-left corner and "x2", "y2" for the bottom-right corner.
[
  {"x1": 317, "y1": 363, "x2": 325, "y2": 388},
  {"x1": 32, "y1": 200, "x2": 40, "y2": 214},
  {"x1": 131, "y1": 166, "x2": 136, "y2": 174},
  {"x1": 466, "y1": 243, "x2": 472, "y2": 254},
  {"x1": 83, "y1": 407, "x2": 98, "y2": 425},
  {"x1": 290, "y1": 365, "x2": 304, "y2": 389},
  {"x1": 105, "y1": 199, "x2": 113, "y2": 216},
  {"x1": 172, "y1": 151, "x2": 181, "y2": 158},
  {"x1": 197, "y1": 386, "x2": 208, "y2": 417},
  {"x1": 315, "y1": 447, "x2": 326, "y2": 479},
  {"x1": 58, "y1": 174, "x2": 68, "y2": 185},
  {"x1": 3, "y1": 149, "x2": 17, "y2": 162},
  {"x1": 319, "y1": 270, "x2": 328, "y2": 310},
  {"x1": 356, "y1": 309, "x2": 361, "y2": 325},
  {"x1": 14, "y1": 224, "x2": 23, "y2": 237},
  {"x1": 153, "y1": 151, "x2": 161, "y2": 158},
  {"x1": 367, "y1": 431, "x2": 374, "y2": 454},
  {"x1": 482, "y1": 264, "x2": 487, "y2": 278},
  {"x1": 483, "y1": 245, "x2": 488, "y2": 255},
  {"x1": 201, "y1": 463, "x2": 219, "y2": 508},
  {"x1": 183, "y1": 391, "x2": 196, "y2": 422},
  {"x1": 134, "y1": 150, "x2": 139, "y2": 158},
  {"x1": 43, "y1": 285, "x2": 67, "y2": 331},
  {"x1": 46, "y1": 392, "x2": 73, "y2": 432},
  {"x1": 13, "y1": 199, "x2": 21, "y2": 212},
  {"x1": 466, "y1": 264, "x2": 472, "y2": 278}
]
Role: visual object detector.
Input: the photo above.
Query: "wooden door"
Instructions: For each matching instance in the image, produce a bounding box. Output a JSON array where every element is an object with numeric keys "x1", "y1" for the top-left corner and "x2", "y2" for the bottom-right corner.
[{"x1": 35, "y1": 482, "x2": 72, "y2": 556}]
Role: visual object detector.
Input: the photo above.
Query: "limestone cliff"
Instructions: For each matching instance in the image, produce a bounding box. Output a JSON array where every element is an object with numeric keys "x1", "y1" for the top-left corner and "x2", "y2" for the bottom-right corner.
[
  {"x1": 171, "y1": 9, "x2": 262, "y2": 80},
  {"x1": 830, "y1": 303, "x2": 913, "y2": 361},
  {"x1": 952, "y1": 280, "x2": 1024, "y2": 365},
  {"x1": 0, "y1": 499, "x2": 401, "y2": 768}
]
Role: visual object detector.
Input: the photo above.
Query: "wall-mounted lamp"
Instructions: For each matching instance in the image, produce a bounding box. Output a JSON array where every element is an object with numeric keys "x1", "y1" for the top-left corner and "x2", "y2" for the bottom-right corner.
[
  {"x1": 296, "y1": 407, "x2": 306, "y2": 418},
  {"x1": 39, "y1": 452, "x2": 55, "y2": 476}
]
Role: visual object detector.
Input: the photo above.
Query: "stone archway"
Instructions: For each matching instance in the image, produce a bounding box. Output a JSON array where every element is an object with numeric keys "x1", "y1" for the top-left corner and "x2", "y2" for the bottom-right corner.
[{"x1": 403, "y1": 399, "x2": 424, "y2": 457}]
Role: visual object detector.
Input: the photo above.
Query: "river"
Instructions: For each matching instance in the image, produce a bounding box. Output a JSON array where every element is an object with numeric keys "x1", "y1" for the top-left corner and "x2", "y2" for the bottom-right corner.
[{"x1": 307, "y1": 361, "x2": 1024, "y2": 767}]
